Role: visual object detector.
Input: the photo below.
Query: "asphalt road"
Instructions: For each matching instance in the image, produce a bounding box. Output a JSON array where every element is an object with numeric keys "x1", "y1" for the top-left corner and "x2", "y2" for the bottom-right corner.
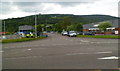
[{"x1": 2, "y1": 33, "x2": 119, "y2": 69}]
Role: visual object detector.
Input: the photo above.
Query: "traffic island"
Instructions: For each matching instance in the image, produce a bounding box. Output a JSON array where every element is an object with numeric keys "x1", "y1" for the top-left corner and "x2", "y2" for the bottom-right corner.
[{"x1": 1, "y1": 36, "x2": 46, "y2": 43}]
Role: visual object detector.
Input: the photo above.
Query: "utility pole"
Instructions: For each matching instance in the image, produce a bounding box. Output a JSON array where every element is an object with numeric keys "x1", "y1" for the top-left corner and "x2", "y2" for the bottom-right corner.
[
  {"x1": 2, "y1": 21, "x2": 6, "y2": 39},
  {"x1": 4, "y1": 21, "x2": 5, "y2": 36},
  {"x1": 46, "y1": 20, "x2": 47, "y2": 31},
  {"x1": 35, "y1": 11, "x2": 37, "y2": 38}
]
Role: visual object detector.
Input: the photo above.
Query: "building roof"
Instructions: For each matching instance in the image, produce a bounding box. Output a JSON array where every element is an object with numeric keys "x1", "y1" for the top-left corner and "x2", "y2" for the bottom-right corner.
[
  {"x1": 83, "y1": 19, "x2": 119, "y2": 29},
  {"x1": 19, "y1": 25, "x2": 33, "y2": 30}
]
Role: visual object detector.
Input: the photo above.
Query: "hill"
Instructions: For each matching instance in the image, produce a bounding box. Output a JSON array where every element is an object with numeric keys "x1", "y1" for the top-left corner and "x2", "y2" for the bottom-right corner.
[{"x1": 2, "y1": 14, "x2": 118, "y2": 32}]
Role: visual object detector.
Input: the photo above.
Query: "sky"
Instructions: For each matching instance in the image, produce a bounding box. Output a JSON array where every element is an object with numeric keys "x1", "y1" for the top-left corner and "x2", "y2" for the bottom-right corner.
[{"x1": 0, "y1": 0, "x2": 119, "y2": 19}]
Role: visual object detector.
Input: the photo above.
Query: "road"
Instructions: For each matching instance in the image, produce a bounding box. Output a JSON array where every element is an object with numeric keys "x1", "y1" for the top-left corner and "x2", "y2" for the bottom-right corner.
[{"x1": 2, "y1": 33, "x2": 119, "y2": 69}]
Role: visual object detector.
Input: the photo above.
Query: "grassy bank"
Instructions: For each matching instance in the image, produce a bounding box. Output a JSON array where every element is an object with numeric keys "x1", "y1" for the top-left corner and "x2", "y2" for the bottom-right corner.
[
  {"x1": 77, "y1": 35, "x2": 120, "y2": 39},
  {"x1": 2, "y1": 36, "x2": 46, "y2": 43}
]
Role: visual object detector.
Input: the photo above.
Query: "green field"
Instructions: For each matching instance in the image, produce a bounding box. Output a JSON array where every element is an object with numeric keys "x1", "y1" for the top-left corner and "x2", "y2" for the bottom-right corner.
[{"x1": 77, "y1": 35, "x2": 120, "y2": 39}]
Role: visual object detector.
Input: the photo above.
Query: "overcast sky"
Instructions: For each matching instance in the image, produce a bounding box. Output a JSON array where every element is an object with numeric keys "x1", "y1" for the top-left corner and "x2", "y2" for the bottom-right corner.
[{"x1": 0, "y1": 0, "x2": 119, "y2": 19}]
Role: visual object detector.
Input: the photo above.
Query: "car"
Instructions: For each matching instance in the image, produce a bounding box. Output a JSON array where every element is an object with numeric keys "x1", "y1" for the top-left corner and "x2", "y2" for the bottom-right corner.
[
  {"x1": 42, "y1": 31, "x2": 48, "y2": 37},
  {"x1": 68, "y1": 31, "x2": 77, "y2": 37},
  {"x1": 50, "y1": 31, "x2": 54, "y2": 34},
  {"x1": 76, "y1": 32, "x2": 83, "y2": 35},
  {"x1": 61, "y1": 31, "x2": 68, "y2": 36},
  {"x1": 83, "y1": 32, "x2": 95, "y2": 35}
]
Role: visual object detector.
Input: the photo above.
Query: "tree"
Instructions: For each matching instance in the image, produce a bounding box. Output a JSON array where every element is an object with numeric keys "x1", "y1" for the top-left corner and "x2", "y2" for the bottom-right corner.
[
  {"x1": 74, "y1": 23, "x2": 83, "y2": 32},
  {"x1": 53, "y1": 23, "x2": 63, "y2": 33},
  {"x1": 67, "y1": 25, "x2": 75, "y2": 31},
  {"x1": 67, "y1": 23, "x2": 83, "y2": 32},
  {"x1": 98, "y1": 22, "x2": 112, "y2": 31},
  {"x1": 61, "y1": 16, "x2": 71, "y2": 31},
  {"x1": 37, "y1": 24, "x2": 42, "y2": 32}
]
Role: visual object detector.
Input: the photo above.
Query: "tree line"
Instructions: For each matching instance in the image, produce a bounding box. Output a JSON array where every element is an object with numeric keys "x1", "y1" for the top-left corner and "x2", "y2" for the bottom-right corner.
[
  {"x1": 36, "y1": 16, "x2": 83, "y2": 33},
  {"x1": 2, "y1": 14, "x2": 117, "y2": 32}
]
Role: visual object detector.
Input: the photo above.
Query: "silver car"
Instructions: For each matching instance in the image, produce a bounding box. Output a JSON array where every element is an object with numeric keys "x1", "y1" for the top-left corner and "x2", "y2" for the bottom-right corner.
[{"x1": 68, "y1": 31, "x2": 77, "y2": 37}]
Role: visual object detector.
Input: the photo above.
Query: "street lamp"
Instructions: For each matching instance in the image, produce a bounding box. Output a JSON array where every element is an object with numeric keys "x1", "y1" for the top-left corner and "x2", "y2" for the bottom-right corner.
[
  {"x1": 4, "y1": 21, "x2": 5, "y2": 36},
  {"x1": 35, "y1": 11, "x2": 37, "y2": 38},
  {"x1": 2, "y1": 21, "x2": 6, "y2": 39}
]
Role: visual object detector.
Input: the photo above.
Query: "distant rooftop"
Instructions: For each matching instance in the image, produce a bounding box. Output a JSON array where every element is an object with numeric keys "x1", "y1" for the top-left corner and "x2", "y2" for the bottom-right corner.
[
  {"x1": 83, "y1": 19, "x2": 119, "y2": 29},
  {"x1": 19, "y1": 25, "x2": 33, "y2": 30}
]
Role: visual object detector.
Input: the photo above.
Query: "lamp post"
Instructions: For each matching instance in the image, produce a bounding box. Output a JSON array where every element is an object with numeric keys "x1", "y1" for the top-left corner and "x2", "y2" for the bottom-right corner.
[
  {"x1": 2, "y1": 21, "x2": 6, "y2": 39},
  {"x1": 35, "y1": 11, "x2": 37, "y2": 38},
  {"x1": 4, "y1": 21, "x2": 5, "y2": 36}
]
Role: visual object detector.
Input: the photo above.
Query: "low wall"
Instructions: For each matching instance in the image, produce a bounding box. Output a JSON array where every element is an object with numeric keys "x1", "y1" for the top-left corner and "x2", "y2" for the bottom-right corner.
[{"x1": 2, "y1": 35, "x2": 21, "y2": 39}]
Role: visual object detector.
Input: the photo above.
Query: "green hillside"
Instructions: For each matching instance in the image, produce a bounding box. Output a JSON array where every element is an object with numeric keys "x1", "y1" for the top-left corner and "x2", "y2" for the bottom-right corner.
[{"x1": 2, "y1": 14, "x2": 118, "y2": 32}]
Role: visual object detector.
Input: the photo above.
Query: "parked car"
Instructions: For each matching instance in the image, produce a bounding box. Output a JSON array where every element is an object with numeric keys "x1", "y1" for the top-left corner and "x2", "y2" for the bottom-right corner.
[
  {"x1": 77, "y1": 32, "x2": 83, "y2": 35},
  {"x1": 42, "y1": 31, "x2": 48, "y2": 37},
  {"x1": 50, "y1": 31, "x2": 54, "y2": 34},
  {"x1": 68, "y1": 31, "x2": 77, "y2": 37},
  {"x1": 83, "y1": 32, "x2": 95, "y2": 35},
  {"x1": 61, "y1": 31, "x2": 68, "y2": 36}
]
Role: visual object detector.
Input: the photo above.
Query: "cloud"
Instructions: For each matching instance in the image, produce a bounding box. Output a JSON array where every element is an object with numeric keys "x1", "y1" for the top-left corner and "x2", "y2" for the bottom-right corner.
[
  {"x1": 1, "y1": 2, "x2": 14, "y2": 14},
  {"x1": 13, "y1": 2, "x2": 43, "y2": 13},
  {"x1": 2, "y1": 0, "x2": 100, "y2": 2},
  {"x1": 53, "y1": 2, "x2": 82, "y2": 7},
  {"x1": 0, "y1": 0, "x2": 119, "y2": 19},
  {"x1": 13, "y1": 2, "x2": 40, "y2": 6},
  {"x1": 1, "y1": 0, "x2": 100, "y2": 15},
  {"x1": 10, "y1": 2, "x2": 83, "y2": 13}
]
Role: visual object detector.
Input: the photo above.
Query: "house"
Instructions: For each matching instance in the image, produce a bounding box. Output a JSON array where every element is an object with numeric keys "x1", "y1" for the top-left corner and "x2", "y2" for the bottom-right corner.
[{"x1": 83, "y1": 19, "x2": 120, "y2": 35}]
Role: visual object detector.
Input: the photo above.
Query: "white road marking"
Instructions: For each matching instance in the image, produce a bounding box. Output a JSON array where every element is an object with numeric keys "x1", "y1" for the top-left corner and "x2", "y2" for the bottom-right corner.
[
  {"x1": 80, "y1": 43, "x2": 83, "y2": 44},
  {"x1": 66, "y1": 53, "x2": 89, "y2": 55},
  {"x1": 0, "y1": 51, "x2": 4, "y2": 53},
  {"x1": 96, "y1": 51, "x2": 112, "y2": 54},
  {"x1": 98, "y1": 56, "x2": 119, "y2": 60},
  {"x1": 90, "y1": 42, "x2": 118, "y2": 44},
  {"x1": 80, "y1": 40, "x2": 89, "y2": 42},
  {"x1": 27, "y1": 49, "x2": 32, "y2": 51},
  {"x1": 66, "y1": 51, "x2": 112, "y2": 56},
  {"x1": 5, "y1": 56, "x2": 42, "y2": 60}
]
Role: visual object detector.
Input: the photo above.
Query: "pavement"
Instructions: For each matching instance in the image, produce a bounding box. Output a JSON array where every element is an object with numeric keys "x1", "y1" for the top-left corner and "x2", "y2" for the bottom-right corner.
[{"x1": 2, "y1": 33, "x2": 119, "y2": 69}]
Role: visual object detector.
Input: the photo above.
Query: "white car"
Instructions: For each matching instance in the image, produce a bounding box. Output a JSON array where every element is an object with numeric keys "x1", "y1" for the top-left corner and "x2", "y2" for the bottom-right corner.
[
  {"x1": 61, "y1": 31, "x2": 68, "y2": 36},
  {"x1": 68, "y1": 31, "x2": 77, "y2": 37}
]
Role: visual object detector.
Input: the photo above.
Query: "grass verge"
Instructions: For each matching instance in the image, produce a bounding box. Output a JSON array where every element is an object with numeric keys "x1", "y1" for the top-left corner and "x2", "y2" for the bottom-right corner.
[
  {"x1": 77, "y1": 35, "x2": 120, "y2": 39},
  {"x1": 1, "y1": 36, "x2": 46, "y2": 43}
]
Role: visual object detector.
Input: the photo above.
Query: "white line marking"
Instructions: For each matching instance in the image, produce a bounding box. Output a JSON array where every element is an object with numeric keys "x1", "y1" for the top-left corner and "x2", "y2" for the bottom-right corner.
[
  {"x1": 80, "y1": 43, "x2": 84, "y2": 44},
  {"x1": 98, "y1": 56, "x2": 119, "y2": 60},
  {"x1": 66, "y1": 53, "x2": 89, "y2": 55},
  {"x1": 80, "y1": 40, "x2": 89, "y2": 42},
  {"x1": 0, "y1": 51, "x2": 4, "y2": 53},
  {"x1": 66, "y1": 51, "x2": 112, "y2": 56},
  {"x1": 27, "y1": 49, "x2": 32, "y2": 51},
  {"x1": 96, "y1": 51, "x2": 112, "y2": 54},
  {"x1": 5, "y1": 56, "x2": 42, "y2": 60}
]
